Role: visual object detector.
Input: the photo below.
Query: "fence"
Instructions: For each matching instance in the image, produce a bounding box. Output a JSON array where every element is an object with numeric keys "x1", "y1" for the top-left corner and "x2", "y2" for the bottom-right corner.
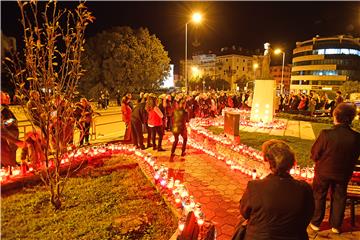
[{"x1": 16, "y1": 112, "x2": 123, "y2": 141}]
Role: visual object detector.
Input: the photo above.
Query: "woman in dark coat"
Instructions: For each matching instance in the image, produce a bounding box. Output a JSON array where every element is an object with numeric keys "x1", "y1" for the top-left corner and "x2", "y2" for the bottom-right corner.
[{"x1": 239, "y1": 139, "x2": 314, "y2": 240}]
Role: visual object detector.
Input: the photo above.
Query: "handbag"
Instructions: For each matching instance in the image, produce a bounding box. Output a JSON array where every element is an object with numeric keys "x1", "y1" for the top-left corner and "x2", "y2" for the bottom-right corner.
[{"x1": 231, "y1": 219, "x2": 248, "y2": 240}]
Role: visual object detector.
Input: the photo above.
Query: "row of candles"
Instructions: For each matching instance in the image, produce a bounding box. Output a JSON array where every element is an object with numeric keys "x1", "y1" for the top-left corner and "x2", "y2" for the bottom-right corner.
[
  {"x1": 0, "y1": 143, "x2": 204, "y2": 234},
  {"x1": 186, "y1": 117, "x2": 316, "y2": 181},
  {"x1": 222, "y1": 108, "x2": 287, "y2": 129}
]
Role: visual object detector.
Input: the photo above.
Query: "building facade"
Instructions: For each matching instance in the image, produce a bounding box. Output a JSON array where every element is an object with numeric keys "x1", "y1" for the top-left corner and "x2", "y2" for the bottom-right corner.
[
  {"x1": 179, "y1": 51, "x2": 263, "y2": 91},
  {"x1": 290, "y1": 35, "x2": 360, "y2": 93},
  {"x1": 270, "y1": 64, "x2": 292, "y2": 94},
  {"x1": 215, "y1": 54, "x2": 254, "y2": 90}
]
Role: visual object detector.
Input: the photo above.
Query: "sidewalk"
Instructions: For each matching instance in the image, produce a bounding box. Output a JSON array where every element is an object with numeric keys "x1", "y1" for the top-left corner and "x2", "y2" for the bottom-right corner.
[{"x1": 240, "y1": 118, "x2": 316, "y2": 140}]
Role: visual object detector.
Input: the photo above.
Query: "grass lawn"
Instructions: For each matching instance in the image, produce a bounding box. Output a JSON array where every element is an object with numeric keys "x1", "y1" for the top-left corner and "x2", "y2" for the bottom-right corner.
[
  {"x1": 1, "y1": 156, "x2": 177, "y2": 240},
  {"x1": 311, "y1": 122, "x2": 332, "y2": 138},
  {"x1": 208, "y1": 126, "x2": 322, "y2": 167}
]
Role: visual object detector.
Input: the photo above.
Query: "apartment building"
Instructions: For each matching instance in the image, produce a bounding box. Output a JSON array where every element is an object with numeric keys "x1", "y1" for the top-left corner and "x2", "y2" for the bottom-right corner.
[{"x1": 290, "y1": 35, "x2": 360, "y2": 93}]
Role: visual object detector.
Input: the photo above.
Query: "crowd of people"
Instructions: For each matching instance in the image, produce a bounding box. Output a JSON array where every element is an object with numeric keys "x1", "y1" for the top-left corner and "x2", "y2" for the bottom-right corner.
[
  {"x1": 97, "y1": 90, "x2": 110, "y2": 109},
  {"x1": 278, "y1": 90, "x2": 344, "y2": 117},
  {"x1": 1, "y1": 90, "x2": 94, "y2": 173},
  {"x1": 120, "y1": 91, "x2": 255, "y2": 155}
]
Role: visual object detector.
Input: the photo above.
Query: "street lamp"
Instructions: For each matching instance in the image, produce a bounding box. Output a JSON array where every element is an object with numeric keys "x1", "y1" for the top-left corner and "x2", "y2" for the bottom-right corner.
[
  {"x1": 185, "y1": 12, "x2": 202, "y2": 94},
  {"x1": 274, "y1": 48, "x2": 285, "y2": 95},
  {"x1": 253, "y1": 63, "x2": 259, "y2": 80}
]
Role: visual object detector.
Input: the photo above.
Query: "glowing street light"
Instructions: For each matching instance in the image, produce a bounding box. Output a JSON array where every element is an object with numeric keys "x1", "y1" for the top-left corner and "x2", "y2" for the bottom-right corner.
[
  {"x1": 253, "y1": 63, "x2": 259, "y2": 80},
  {"x1": 191, "y1": 66, "x2": 201, "y2": 77},
  {"x1": 185, "y1": 12, "x2": 202, "y2": 94},
  {"x1": 274, "y1": 48, "x2": 285, "y2": 95},
  {"x1": 192, "y1": 12, "x2": 202, "y2": 23}
]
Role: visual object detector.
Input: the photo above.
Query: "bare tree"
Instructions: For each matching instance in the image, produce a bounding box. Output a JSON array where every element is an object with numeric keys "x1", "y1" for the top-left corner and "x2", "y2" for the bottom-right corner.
[{"x1": 3, "y1": 0, "x2": 94, "y2": 209}]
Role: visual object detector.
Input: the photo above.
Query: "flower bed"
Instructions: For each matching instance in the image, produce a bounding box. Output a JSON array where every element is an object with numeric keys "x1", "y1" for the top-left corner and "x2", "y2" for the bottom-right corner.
[{"x1": 185, "y1": 117, "x2": 315, "y2": 181}]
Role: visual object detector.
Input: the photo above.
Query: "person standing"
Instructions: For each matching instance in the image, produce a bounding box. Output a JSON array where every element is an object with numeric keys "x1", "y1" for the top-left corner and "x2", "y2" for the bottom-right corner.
[
  {"x1": 309, "y1": 103, "x2": 360, "y2": 234},
  {"x1": 170, "y1": 100, "x2": 188, "y2": 157},
  {"x1": 104, "y1": 90, "x2": 110, "y2": 109},
  {"x1": 146, "y1": 96, "x2": 165, "y2": 151},
  {"x1": 79, "y1": 98, "x2": 93, "y2": 146},
  {"x1": 1, "y1": 91, "x2": 20, "y2": 174},
  {"x1": 116, "y1": 90, "x2": 122, "y2": 106},
  {"x1": 121, "y1": 96, "x2": 132, "y2": 142},
  {"x1": 130, "y1": 97, "x2": 146, "y2": 149},
  {"x1": 165, "y1": 95, "x2": 174, "y2": 131},
  {"x1": 239, "y1": 139, "x2": 314, "y2": 240},
  {"x1": 334, "y1": 91, "x2": 344, "y2": 107}
]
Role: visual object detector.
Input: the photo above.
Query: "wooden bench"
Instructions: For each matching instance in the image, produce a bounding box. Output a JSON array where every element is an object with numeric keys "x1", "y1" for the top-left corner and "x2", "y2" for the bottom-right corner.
[{"x1": 347, "y1": 160, "x2": 360, "y2": 226}]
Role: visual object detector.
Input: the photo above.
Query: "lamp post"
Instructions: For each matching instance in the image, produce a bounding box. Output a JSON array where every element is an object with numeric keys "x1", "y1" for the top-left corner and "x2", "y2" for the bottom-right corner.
[
  {"x1": 253, "y1": 63, "x2": 259, "y2": 80},
  {"x1": 274, "y1": 49, "x2": 285, "y2": 95},
  {"x1": 185, "y1": 12, "x2": 202, "y2": 94}
]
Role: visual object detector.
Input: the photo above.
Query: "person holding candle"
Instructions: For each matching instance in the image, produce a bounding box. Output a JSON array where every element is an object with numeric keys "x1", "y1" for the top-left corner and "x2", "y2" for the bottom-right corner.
[
  {"x1": 238, "y1": 139, "x2": 314, "y2": 240},
  {"x1": 309, "y1": 102, "x2": 360, "y2": 234}
]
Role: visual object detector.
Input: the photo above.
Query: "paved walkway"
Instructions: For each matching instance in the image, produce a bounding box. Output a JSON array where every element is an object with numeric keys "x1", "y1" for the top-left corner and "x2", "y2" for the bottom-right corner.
[{"x1": 241, "y1": 118, "x2": 315, "y2": 140}]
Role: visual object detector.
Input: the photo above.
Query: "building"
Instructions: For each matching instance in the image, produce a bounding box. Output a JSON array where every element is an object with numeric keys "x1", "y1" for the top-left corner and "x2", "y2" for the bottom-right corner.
[
  {"x1": 179, "y1": 47, "x2": 264, "y2": 91},
  {"x1": 290, "y1": 35, "x2": 360, "y2": 93},
  {"x1": 270, "y1": 64, "x2": 292, "y2": 94},
  {"x1": 215, "y1": 54, "x2": 254, "y2": 90}
]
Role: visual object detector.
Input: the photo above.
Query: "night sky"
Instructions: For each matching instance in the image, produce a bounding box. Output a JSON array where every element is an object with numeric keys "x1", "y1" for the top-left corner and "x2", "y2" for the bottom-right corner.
[{"x1": 1, "y1": 1, "x2": 360, "y2": 73}]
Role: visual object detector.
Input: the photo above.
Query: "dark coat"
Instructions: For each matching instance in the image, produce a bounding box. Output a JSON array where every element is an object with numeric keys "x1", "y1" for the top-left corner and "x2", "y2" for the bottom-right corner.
[
  {"x1": 311, "y1": 124, "x2": 360, "y2": 182},
  {"x1": 1, "y1": 105, "x2": 19, "y2": 167},
  {"x1": 240, "y1": 174, "x2": 314, "y2": 240},
  {"x1": 172, "y1": 109, "x2": 188, "y2": 134},
  {"x1": 131, "y1": 102, "x2": 147, "y2": 124}
]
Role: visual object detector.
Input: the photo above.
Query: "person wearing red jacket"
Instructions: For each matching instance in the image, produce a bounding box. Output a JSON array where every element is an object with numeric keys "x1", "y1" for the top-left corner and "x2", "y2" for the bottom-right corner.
[
  {"x1": 146, "y1": 96, "x2": 165, "y2": 151},
  {"x1": 121, "y1": 96, "x2": 132, "y2": 142}
]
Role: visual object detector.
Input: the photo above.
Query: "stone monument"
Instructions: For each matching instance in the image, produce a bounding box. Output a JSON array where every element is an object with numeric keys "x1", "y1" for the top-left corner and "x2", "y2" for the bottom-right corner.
[{"x1": 250, "y1": 43, "x2": 276, "y2": 123}]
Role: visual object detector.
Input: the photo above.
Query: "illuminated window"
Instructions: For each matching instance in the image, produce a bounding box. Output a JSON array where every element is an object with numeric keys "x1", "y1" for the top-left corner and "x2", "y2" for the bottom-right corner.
[
  {"x1": 313, "y1": 48, "x2": 360, "y2": 56},
  {"x1": 341, "y1": 49, "x2": 349, "y2": 54}
]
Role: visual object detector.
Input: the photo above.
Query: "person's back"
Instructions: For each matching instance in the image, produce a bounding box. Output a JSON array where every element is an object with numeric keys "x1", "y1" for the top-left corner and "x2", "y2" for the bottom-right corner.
[
  {"x1": 241, "y1": 175, "x2": 313, "y2": 240},
  {"x1": 312, "y1": 124, "x2": 360, "y2": 181},
  {"x1": 310, "y1": 102, "x2": 360, "y2": 233},
  {"x1": 172, "y1": 108, "x2": 187, "y2": 134},
  {"x1": 239, "y1": 139, "x2": 314, "y2": 240}
]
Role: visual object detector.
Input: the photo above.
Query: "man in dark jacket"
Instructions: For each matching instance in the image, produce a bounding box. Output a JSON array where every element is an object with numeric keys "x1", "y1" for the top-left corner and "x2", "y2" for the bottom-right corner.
[
  {"x1": 131, "y1": 97, "x2": 147, "y2": 149},
  {"x1": 170, "y1": 100, "x2": 188, "y2": 157},
  {"x1": 309, "y1": 102, "x2": 360, "y2": 234}
]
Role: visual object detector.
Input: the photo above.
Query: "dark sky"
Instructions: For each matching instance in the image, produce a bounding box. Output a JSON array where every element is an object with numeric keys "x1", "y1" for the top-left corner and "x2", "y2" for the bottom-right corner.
[{"x1": 2, "y1": 1, "x2": 360, "y2": 73}]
